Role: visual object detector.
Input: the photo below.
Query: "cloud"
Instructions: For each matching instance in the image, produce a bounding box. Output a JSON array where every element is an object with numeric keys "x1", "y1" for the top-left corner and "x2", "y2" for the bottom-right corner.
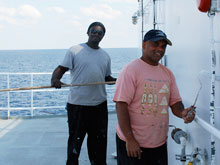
[
  {"x1": 68, "y1": 20, "x2": 82, "y2": 28},
  {"x1": 80, "y1": 4, "x2": 121, "y2": 19},
  {"x1": 47, "y1": 6, "x2": 66, "y2": 14},
  {"x1": 0, "y1": 6, "x2": 18, "y2": 24},
  {"x1": 18, "y1": 5, "x2": 41, "y2": 19},
  {"x1": 67, "y1": 16, "x2": 83, "y2": 29},
  {"x1": 72, "y1": 15, "x2": 80, "y2": 19},
  {"x1": 0, "y1": 4, "x2": 41, "y2": 25},
  {"x1": 0, "y1": 6, "x2": 16, "y2": 17}
]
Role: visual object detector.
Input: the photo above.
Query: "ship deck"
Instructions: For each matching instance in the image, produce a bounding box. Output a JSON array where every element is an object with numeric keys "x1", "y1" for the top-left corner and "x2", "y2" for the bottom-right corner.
[{"x1": 0, "y1": 113, "x2": 117, "y2": 165}]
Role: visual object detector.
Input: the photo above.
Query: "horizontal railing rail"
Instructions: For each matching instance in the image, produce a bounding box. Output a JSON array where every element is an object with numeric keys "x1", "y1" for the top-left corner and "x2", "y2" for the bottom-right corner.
[
  {"x1": 194, "y1": 115, "x2": 220, "y2": 140},
  {"x1": 0, "y1": 72, "x2": 116, "y2": 118}
]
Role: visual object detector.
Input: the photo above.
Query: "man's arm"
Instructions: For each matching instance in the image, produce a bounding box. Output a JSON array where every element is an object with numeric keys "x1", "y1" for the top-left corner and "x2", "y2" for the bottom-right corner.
[
  {"x1": 170, "y1": 101, "x2": 195, "y2": 123},
  {"x1": 116, "y1": 101, "x2": 142, "y2": 159},
  {"x1": 51, "y1": 65, "x2": 68, "y2": 88}
]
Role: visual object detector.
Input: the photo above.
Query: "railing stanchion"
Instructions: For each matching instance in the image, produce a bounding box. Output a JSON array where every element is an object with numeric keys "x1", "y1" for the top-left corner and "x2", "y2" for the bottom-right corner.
[
  {"x1": 31, "y1": 74, "x2": 34, "y2": 118},
  {"x1": 7, "y1": 74, "x2": 10, "y2": 119},
  {"x1": 0, "y1": 72, "x2": 116, "y2": 119}
]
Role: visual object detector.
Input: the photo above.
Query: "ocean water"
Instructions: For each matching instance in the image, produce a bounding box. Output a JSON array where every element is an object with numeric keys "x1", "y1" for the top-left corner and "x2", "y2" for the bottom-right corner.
[{"x1": 0, "y1": 48, "x2": 140, "y2": 117}]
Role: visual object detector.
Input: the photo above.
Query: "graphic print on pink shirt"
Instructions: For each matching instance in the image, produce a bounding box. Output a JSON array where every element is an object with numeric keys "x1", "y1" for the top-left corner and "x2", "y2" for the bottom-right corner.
[{"x1": 140, "y1": 80, "x2": 170, "y2": 117}]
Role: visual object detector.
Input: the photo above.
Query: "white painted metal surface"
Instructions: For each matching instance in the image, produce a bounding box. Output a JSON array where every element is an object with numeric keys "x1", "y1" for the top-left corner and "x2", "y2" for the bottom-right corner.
[{"x1": 135, "y1": 0, "x2": 220, "y2": 164}]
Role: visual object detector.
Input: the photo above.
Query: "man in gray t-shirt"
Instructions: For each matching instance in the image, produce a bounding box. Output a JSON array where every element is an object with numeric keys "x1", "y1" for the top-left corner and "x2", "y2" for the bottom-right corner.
[{"x1": 51, "y1": 22, "x2": 116, "y2": 165}]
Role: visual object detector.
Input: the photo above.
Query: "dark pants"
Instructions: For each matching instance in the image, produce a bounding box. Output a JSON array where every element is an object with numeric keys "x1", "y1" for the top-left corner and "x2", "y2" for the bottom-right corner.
[
  {"x1": 116, "y1": 134, "x2": 168, "y2": 165},
  {"x1": 66, "y1": 101, "x2": 108, "y2": 165}
]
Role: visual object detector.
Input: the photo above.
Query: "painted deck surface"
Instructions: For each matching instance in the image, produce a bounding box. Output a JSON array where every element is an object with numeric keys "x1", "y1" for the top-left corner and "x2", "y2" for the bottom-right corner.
[{"x1": 0, "y1": 113, "x2": 117, "y2": 165}]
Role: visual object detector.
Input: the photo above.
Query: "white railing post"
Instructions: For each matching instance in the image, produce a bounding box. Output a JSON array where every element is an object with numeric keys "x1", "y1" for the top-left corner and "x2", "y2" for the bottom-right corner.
[
  {"x1": 30, "y1": 74, "x2": 34, "y2": 118},
  {"x1": 0, "y1": 72, "x2": 115, "y2": 118},
  {"x1": 209, "y1": 13, "x2": 216, "y2": 165},
  {"x1": 7, "y1": 74, "x2": 10, "y2": 119}
]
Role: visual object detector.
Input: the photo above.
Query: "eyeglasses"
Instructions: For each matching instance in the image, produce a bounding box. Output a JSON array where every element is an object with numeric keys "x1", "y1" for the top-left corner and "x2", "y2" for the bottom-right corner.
[{"x1": 90, "y1": 29, "x2": 104, "y2": 36}]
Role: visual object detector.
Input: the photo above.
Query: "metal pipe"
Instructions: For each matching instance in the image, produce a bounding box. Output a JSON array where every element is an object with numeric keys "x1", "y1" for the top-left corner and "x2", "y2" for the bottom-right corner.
[
  {"x1": 196, "y1": 154, "x2": 204, "y2": 165},
  {"x1": 180, "y1": 137, "x2": 187, "y2": 165},
  {"x1": 194, "y1": 116, "x2": 220, "y2": 140},
  {"x1": 153, "y1": 0, "x2": 156, "y2": 29},
  {"x1": 188, "y1": 148, "x2": 205, "y2": 165},
  {"x1": 171, "y1": 128, "x2": 188, "y2": 163}
]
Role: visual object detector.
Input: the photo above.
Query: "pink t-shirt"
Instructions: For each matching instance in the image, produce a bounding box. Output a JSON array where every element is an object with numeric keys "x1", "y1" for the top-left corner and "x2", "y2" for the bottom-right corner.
[{"x1": 113, "y1": 59, "x2": 182, "y2": 148}]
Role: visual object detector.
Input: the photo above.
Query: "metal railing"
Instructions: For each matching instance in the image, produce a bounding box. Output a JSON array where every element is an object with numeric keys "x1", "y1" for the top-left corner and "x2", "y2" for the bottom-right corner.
[
  {"x1": 0, "y1": 72, "x2": 116, "y2": 118},
  {"x1": 194, "y1": 115, "x2": 220, "y2": 140}
]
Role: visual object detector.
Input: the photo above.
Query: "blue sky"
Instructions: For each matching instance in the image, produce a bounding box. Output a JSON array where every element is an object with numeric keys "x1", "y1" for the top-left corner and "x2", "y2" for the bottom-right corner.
[{"x1": 0, "y1": 0, "x2": 140, "y2": 50}]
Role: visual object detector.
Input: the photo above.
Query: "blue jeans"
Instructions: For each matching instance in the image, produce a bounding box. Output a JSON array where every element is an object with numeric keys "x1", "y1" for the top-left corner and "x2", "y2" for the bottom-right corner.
[
  {"x1": 116, "y1": 134, "x2": 168, "y2": 165},
  {"x1": 66, "y1": 101, "x2": 108, "y2": 165}
]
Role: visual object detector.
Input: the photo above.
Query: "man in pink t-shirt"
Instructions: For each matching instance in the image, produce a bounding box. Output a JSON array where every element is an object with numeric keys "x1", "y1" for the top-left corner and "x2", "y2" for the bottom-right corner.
[{"x1": 113, "y1": 29, "x2": 195, "y2": 165}]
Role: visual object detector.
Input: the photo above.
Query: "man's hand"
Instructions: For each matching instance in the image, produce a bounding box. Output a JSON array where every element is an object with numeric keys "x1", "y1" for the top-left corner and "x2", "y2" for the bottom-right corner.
[
  {"x1": 182, "y1": 106, "x2": 196, "y2": 123},
  {"x1": 125, "y1": 136, "x2": 142, "y2": 159},
  {"x1": 116, "y1": 102, "x2": 142, "y2": 159},
  {"x1": 51, "y1": 79, "x2": 63, "y2": 88},
  {"x1": 171, "y1": 101, "x2": 195, "y2": 123},
  {"x1": 51, "y1": 66, "x2": 68, "y2": 88},
  {"x1": 105, "y1": 75, "x2": 116, "y2": 85}
]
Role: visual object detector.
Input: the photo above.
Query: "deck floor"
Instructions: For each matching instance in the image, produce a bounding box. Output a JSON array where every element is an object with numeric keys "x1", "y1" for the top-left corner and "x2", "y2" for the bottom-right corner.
[{"x1": 0, "y1": 113, "x2": 117, "y2": 165}]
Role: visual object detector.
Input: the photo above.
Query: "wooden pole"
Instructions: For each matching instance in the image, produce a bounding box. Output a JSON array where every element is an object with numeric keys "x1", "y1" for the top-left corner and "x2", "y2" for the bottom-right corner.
[{"x1": 0, "y1": 81, "x2": 116, "y2": 92}]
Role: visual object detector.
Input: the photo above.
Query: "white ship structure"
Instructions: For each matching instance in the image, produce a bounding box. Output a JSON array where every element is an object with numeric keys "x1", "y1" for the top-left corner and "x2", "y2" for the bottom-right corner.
[{"x1": 132, "y1": 0, "x2": 220, "y2": 164}]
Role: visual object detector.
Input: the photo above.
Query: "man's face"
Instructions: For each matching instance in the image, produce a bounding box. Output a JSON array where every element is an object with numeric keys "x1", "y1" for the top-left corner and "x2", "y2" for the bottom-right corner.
[
  {"x1": 142, "y1": 40, "x2": 167, "y2": 65},
  {"x1": 87, "y1": 26, "x2": 104, "y2": 44}
]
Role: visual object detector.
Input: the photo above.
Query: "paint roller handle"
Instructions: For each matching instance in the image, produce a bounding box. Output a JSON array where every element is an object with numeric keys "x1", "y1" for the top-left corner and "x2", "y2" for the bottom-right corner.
[{"x1": 182, "y1": 106, "x2": 196, "y2": 123}]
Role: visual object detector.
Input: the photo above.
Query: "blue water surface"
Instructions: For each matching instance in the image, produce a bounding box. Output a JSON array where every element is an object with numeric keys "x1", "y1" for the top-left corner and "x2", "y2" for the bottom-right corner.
[{"x1": 0, "y1": 48, "x2": 141, "y2": 117}]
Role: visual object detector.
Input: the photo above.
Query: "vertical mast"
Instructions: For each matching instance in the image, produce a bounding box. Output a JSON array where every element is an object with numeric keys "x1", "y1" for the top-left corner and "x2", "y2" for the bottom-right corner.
[
  {"x1": 141, "y1": 0, "x2": 144, "y2": 41},
  {"x1": 153, "y1": 0, "x2": 156, "y2": 29},
  {"x1": 209, "y1": 12, "x2": 216, "y2": 165}
]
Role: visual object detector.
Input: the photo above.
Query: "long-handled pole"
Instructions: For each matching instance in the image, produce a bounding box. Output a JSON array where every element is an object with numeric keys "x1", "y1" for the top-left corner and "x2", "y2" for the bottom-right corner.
[{"x1": 0, "y1": 81, "x2": 116, "y2": 92}]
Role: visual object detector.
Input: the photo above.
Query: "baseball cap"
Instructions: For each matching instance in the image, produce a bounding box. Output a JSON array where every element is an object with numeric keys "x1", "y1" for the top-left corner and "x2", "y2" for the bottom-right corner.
[{"x1": 143, "y1": 29, "x2": 172, "y2": 46}]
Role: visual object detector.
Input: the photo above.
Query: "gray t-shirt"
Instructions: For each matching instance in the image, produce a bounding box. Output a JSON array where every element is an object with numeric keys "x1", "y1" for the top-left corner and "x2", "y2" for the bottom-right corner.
[{"x1": 61, "y1": 43, "x2": 111, "y2": 106}]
